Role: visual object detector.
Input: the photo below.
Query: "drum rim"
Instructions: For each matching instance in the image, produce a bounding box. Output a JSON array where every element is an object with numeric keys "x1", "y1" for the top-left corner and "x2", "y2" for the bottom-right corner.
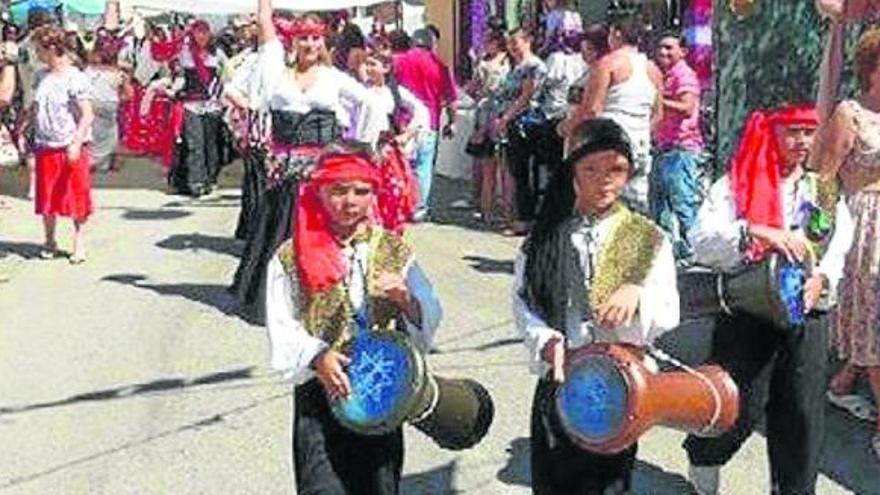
[
  {"x1": 555, "y1": 346, "x2": 634, "y2": 447},
  {"x1": 331, "y1": 331, "x2": 428, "y2": 435}
]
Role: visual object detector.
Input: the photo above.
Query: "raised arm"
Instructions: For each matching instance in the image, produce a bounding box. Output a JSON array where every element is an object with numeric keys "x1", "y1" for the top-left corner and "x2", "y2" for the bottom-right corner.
[
  {"x1": 258, "y1": 0, "x2": 276, "y2": 44},
  {"x1": 812, "y1": 101, "x2": 856, "y2": 181},
  {"x1": 103, "y1": 0, "x2": 120, "y2": 31}
]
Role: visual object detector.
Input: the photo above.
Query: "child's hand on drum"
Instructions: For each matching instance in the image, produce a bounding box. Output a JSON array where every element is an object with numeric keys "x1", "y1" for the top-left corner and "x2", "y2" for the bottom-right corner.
[
  {"x1": 803, "y1": 273, "x2": 828, "y2": 313},
  {"x1": 313, "y1": 350, "x2": 352, "y2": 401},
  {"x1": 376, "y1": 272, "x2": 422, "y2": 322},
  {"x1": 541, "y1": 335, "x2": 566, "y2": 383},
  {"x1": 596, "y1": 284, "x2": 641, "y2": 330},
  {"x1": 376, "y1": 272, "x2": 409, "y2": 306}
]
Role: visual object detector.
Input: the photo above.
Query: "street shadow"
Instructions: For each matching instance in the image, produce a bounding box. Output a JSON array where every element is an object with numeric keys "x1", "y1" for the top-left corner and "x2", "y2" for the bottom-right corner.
[
  {"x1": 496, "y1": 437, "x2": 530, "y2": 486},
  {"x1": 155, "y1": 233, "x2": 242, "y2": 258},
  {"x1": 0, "y1": 367, "x2": 258, "y2": 416},
  {"x1": 819, "y1": 403, "x2": 880, "y2": 494},
  {"x1": 0, "y1": 240, "x2": 48, "y2": 260},
  {"x1": 0, "y1": 390, "x2": 290, "y2": 491},
  {"x1": 121, "y1": 208, "x2": 192, "y2": 221},
  {"x1": 424, "y1": 176, "x2": 495, "y2": 233},
  {"x1": 436, "y1": 337, "x2": 523, "y2": 355},
  {"x1": 496, "y1": 437, "x2": 695, "y2": 494},
  {"x1": 162, "y1": 194, "x2": 241, "y2": 209},
  {"x1": 102, "y1": 274, "x2": 251, "y2": 322},
  {"x1": 401, "y1": 461, "x2": 458, "y2": 494},
  {"x1": 462, "y1": 255, "x2": 514, "y2": 275}
]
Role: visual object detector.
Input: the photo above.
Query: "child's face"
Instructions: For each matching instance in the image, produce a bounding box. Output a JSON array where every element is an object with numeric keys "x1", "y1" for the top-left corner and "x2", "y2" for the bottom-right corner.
[
  {"x1": 572, "y1": 150, "x2": 631, "y2": 215},
  {"x1": 363, "y1": 56, "x2": 388, "y2": 84}
]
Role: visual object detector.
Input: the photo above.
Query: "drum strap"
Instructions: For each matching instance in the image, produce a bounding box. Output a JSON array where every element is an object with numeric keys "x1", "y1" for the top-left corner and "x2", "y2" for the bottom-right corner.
[
  {"x1": 344, "y1": 245, "x2": 370, "y2": 335},
  {"x1": 646, "y1": 346, "x2": 723, "y2": 435}
]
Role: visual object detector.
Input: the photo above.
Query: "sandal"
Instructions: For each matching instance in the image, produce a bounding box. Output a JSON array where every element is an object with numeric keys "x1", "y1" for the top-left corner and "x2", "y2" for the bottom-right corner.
[
  {"x1": 69, "y1": 253, "x2": 87, "y2": 265},
  {"x1": 38, "y1": 244, "x2": 60, "y2": 260},
  {"x1": 827, "y1": 390, "x2": 878, "y2": 422}
]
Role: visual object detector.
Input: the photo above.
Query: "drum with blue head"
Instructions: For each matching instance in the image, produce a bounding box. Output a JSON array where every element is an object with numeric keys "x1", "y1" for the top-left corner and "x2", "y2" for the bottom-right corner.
[
  {"x1": 331, "y1": 331, "x2": 428, "y2": 436},
  {"x1": 678, "y1": 252, "x2": 811, "y2": 329},
  {"x1": 555, "y1": 344, "x2": 741, "y2": 455},
  {"x1": 555, "y1": 345, "x2": 637, "y2": 453},
  {"x1": 330, "y1": 330, "x2": 496, "y2": 450}
]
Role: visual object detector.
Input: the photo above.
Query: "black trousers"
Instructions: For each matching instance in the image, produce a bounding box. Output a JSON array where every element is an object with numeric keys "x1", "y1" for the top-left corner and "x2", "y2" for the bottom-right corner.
[
  {"x1": 506, "y1": 119, "x2": 564, "y2": 223},
  {"x1": 683, "y1": 313, "x2": 828, "y2": 494},
  {"x1": 531, "y1": 378, "x2": 637, "y2": 495},
  {"x1": 294, "y1": 380, "x2": 404, "y2": 495},
  {"x1": 169, "y1": 109, "x2": 226, "y2": 194},
  {"x1": 234, "y1": 148, "x2": 267, "y2": 241}
]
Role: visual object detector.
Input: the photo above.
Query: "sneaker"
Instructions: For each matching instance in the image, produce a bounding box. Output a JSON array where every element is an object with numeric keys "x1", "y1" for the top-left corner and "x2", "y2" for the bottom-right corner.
[{"x1": 688, "y1": 464, "x2": 720, "y2": 495}]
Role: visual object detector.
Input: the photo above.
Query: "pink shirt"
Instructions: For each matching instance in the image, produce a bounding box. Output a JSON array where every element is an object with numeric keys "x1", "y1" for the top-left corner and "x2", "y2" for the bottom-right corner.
[
  {"x1": 393, "y1": 48, "x2": 458, "y2": 130},
  {"x1": 656, "y1": 59, "x2": 704, "y2": 152}
]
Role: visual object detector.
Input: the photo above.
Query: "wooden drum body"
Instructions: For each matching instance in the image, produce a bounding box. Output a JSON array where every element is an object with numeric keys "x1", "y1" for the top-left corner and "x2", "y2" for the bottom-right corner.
[{"x1": 556, "y1": 344, "x2": 740, "y2": 455}]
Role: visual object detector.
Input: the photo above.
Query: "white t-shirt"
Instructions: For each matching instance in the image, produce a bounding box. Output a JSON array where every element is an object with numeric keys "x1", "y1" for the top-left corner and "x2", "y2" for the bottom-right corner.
[{"x1": 33, "y1": 66, "x2": 92, "y2": 148}]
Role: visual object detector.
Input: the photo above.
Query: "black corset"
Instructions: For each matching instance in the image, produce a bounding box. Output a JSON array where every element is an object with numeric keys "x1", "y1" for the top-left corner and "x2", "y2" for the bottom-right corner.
[
  {"x1": 180, "y1": 68, "x2": 217, "y2": 101},
  {"x1": 271, "y1": 109, "x2": 340, "y2": 147}
]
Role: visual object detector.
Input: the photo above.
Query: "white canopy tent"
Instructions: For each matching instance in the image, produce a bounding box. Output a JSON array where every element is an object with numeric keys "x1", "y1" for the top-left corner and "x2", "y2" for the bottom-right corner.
[{"x1": 120, "y1": 0, "x2": 390, "y2": 14}]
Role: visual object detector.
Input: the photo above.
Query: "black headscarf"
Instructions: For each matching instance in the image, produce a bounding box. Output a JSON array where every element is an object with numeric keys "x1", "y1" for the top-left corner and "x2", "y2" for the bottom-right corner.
[{"x1": 520, "y1": 118, "x2": 634, "y2": 330}]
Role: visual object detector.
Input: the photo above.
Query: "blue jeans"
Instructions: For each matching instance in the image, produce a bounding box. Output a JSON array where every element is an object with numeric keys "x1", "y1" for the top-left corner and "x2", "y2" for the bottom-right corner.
[
  {"x1": 413, "y1": 130, "x2": 438, "y2": 214},
  {"x1": 649, "y1": 149, "x2": 702, "y2": 261}
]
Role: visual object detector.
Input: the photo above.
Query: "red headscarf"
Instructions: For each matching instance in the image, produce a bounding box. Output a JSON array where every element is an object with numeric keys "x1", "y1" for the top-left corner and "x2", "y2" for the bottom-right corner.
[
  {"x1": 729, "y1": 105, "x2": 819, "y2": 258},
  {"x1": 274, "y1": 16, "x2": 326, "y2": 49},
  {"x1": 150, "y1": 28, "x2": 184, "y2": 62},
  {"x1": 187, "y1": 20, "x2": 214, "y2": 89},
  {"x1": 295, "y1": 153, "x2": 382, "y2": 293}
]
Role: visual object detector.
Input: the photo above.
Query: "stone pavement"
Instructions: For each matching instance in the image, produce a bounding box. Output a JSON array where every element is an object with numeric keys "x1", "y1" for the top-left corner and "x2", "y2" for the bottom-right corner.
[{"x1": 0, "y1": 158, "x2": 876, "y2": 494}]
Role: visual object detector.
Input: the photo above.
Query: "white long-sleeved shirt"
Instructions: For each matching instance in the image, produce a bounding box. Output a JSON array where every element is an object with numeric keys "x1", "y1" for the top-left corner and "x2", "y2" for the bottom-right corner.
[
  {"x1": 265, "y1": 242, "x2": 442, "y2": 384},
  {"x1": 369, "y1": 84, "x2": 430, "y2": 136},
  {"x1": 512, "y1": 215, "x2": 680, "y2": 375},
  {"x1": 257, "y1": 38, "x2": 378, "y2": 144},
  {"x1": 689, "y1": 174, "x2": 855, "y2": 309}
]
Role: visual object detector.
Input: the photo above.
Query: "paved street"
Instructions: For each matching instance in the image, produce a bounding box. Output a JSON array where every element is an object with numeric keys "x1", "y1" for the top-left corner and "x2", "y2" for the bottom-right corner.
[{"x1": 0, "y1": 158, "x2": 877, "y2": 494}]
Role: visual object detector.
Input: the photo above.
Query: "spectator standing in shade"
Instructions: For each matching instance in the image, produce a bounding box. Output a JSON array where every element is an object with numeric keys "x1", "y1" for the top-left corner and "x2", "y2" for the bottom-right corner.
[
  {"x1": 393, "y1": 28, "x2": 458, "y2": 222},
  {"x1": 650, "y1": 31, "x2": 704, "y2": 265},
  {"x1": 536, "y1": 23, "x2": 586, "y2": 180},
  {"x1": 491, "y1": 28, "x2": 547, "y2": 236}
]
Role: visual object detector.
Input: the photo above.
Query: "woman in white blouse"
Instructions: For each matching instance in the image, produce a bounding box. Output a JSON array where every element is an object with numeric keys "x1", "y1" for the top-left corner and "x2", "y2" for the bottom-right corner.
[{"x1": 229, "y1": 0, "x2": 380, "y2": 323}]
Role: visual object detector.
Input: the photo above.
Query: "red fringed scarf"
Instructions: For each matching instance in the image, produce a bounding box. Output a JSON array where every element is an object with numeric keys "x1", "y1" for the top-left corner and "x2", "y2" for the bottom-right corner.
[
  {"x1": 729, "y1": 105, "x2": 819, "y2": 259},
  {"x1": 187, "y1": 20, "x2": 214, "y2": 89},
  {"x1": 295, "y1": 153, "x2": 381, "y2": 293}
]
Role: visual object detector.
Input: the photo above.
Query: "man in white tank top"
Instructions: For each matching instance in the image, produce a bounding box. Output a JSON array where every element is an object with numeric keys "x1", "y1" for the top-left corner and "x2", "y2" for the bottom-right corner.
[{"x1": 569, "y1": 18, "x2": 663, "y2": 215}]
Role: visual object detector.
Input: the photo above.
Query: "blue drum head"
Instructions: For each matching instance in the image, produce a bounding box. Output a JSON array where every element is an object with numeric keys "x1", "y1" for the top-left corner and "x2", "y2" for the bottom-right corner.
[
  {"x1": 332, "y1": 333, "x2": 413, "y2": 432},
  {"x1": 557, "y1": 355, "x2": 629, "y2": 444},
  {"x1": 776, "y1": 259, "x2": 806, "y2": 327}
]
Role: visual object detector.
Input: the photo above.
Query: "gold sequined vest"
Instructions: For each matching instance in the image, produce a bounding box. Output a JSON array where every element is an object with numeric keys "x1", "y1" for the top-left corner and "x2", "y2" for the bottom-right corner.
[
  {"x1": 587, "y1": 204, "x2": 666, "y2": 309},
  {"x1": 277, "y1": 227, "x2": 413, "y2": 350}
]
